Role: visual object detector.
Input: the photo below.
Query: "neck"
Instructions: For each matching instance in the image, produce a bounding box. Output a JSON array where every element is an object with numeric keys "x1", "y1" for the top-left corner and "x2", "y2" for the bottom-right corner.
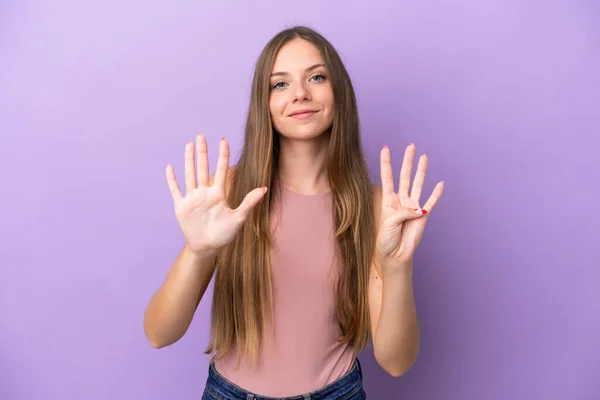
[{"x1": 277, "y1": 133, "x2": 330, "y2": 195}]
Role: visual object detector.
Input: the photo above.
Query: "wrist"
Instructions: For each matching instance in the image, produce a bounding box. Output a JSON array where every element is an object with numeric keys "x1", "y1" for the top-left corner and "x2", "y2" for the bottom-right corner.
[
  {"x1": 380, "y1": 258, "x2": 414, "y2": 276},
  {"x1": 185, "y1": 242, "x2": 219, "y2": 261}
]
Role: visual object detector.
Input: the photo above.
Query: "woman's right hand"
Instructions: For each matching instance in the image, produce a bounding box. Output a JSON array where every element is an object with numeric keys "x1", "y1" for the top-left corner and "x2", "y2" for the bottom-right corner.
[{"x1": 165, "y1": 134, "x2": 267, "y2": 254}]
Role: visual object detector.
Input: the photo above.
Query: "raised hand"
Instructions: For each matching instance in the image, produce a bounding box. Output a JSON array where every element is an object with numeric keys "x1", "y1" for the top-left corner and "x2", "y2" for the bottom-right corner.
[
  {"x1": 377, "y1": 143, "x2": 444, "y2": 267},
  {"x1": 165, "y1": 135, "x2": 267, "y2": 254}
]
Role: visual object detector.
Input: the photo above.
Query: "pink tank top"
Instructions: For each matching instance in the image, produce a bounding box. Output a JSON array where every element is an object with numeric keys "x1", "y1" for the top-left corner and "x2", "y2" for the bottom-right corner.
[{"x1": 213, "y1": 186, "x2": 356, "y2": 397}]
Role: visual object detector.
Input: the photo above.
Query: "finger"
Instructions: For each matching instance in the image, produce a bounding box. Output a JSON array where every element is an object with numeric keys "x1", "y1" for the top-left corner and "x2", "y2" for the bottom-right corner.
[
  {"x1": 410, "y1": 154, "x2": 428, "y2": 204},
  {"x1": 399, "y1": 143, "x2": 415, "y2": 200},
  {"x1": 387, "y1": 206, "x2": 427, "y2": 225},
  {"x1": 166, "y1": 164, "x2": 183, "y2": 203},
  {"x1": 380, "y1": 146, "x2": 395, "y2": 201},
  {"x1": 196, "y1": 133, "x2": 209, "y2": 187},
  {"x1": 184, "y1": 141, "x2": 196, "y2": 196},
  {"x1": 233, "y1": 186, "x2": 268, "y2": 223},
  {"x1": 421, "y1": 181, "x2": 445, "y2": 214},
  {"x1": 213, "y1": 137, "x2": 230, "y2": 193}
]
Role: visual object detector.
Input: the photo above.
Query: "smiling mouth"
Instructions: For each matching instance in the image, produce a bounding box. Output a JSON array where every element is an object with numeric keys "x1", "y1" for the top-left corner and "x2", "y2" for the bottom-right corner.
[{"x1": 289, "y1": 111, "x2": 317, "y2": 119}]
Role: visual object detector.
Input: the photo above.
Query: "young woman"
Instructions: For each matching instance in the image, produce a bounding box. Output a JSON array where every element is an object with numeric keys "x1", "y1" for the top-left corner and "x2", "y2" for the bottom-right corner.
[{"x1": 144, "y1": 26, "x2": 444, "y2": 400}]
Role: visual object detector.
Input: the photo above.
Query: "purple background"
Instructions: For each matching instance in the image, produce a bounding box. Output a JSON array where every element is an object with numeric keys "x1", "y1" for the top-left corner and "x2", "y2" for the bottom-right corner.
[{"x1": 1, "y1": 1, "x2": 598, "y2": 399}]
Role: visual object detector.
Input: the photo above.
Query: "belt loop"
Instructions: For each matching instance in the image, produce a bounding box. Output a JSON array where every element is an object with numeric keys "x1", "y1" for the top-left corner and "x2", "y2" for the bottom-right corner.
[
  {"x1": 303, "y1": 395, "x2": 311, "y2": 399},
  {"x1": 247, "y1": 394, "x2": 254, "y2": 399}
]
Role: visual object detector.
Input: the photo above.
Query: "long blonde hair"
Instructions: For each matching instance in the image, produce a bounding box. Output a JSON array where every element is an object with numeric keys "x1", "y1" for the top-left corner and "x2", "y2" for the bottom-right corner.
[{"x1": 205, "y1": 26, "x2": 376, "y2": 367}]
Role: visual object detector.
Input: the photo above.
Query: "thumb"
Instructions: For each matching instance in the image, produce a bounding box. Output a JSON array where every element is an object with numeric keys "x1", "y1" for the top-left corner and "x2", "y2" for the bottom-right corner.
[
  {"x1": 233, "y1": 186, "x2": 268, "y2": 222},
  {"x1": 387, "y1": 207, "x2": 427, "y2": 225}
]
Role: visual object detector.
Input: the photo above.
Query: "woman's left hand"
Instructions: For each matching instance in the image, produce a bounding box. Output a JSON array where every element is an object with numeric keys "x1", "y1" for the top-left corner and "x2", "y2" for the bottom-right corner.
[{"x1": 376, "y1": 143, "x2": 444, "y2": 268}]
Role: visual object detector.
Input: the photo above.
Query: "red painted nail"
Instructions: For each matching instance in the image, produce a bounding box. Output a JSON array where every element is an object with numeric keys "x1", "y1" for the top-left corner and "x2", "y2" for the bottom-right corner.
[
  {"x1": 383, "y1": 145, "x2": 388, "y2": 149},
  {"x1": 422, "y1": 209, "x2": 428, "y2": 215},
  {"x1": 222, "y1": 136, "x2": 226, "y2": 141}
]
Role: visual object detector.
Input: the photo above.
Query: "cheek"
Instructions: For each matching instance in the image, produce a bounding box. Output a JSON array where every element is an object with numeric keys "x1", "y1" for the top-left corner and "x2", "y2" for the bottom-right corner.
[
  {"x1": 317, "y1": 86, "x2": 335, "y2": 111},
  {"x1": 322, "y1": 94, "x2": 335, "y2": 119},
  {"x1": 269, "y1": 96, "x2": 288, "y2": 131},
  {"x1": 327, "y1": 89, "x2": 335, "y2": 108},
  {"x1": 269, "y1": 95, "x2": 285, "y2": 117}
]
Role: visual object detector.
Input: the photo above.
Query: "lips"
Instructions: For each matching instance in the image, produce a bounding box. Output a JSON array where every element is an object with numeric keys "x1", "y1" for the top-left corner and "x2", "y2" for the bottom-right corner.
[{"x1": 289, "y1": 109, "x2": 317, "y2": 117}]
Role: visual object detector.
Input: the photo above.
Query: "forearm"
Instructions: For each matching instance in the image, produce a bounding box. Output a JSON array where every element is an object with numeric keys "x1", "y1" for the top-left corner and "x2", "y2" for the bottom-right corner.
[
  {"x1": 374, "y1": 262, "x2": 419, "y2": 377},
  {"x1": 143, "y1": 243, "x2": 217, "y2": 348}
]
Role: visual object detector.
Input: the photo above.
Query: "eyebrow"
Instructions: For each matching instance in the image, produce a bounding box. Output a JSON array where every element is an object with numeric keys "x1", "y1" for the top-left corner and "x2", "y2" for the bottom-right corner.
[{"x1": 270, "y1": 63, "x2": 326, "y2": 78}]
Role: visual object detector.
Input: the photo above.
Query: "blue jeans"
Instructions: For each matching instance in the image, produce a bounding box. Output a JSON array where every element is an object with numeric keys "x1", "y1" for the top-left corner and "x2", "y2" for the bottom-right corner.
[{"x1": 202, "y1": 358, "x2": 366, "y2": 400}]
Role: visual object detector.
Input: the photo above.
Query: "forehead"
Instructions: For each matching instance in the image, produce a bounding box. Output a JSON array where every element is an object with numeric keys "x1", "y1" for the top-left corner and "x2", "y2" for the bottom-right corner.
[{"x1": 271, "y1": 39, "x2": 324, "y2": 72}]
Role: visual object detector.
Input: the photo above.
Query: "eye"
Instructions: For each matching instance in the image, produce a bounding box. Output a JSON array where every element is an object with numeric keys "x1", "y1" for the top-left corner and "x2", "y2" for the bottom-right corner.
[
  {"x1": 271, "y1": 81, "x2": 287, "y2": 90},
  {"x1": 310, "y1": 73, "x2": 327, "y2": 82}
]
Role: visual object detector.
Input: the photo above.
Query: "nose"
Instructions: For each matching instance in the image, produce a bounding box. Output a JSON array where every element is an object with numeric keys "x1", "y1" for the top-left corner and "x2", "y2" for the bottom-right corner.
[{"x1": 292, "y1": 81, "x2": 311, "y2": 103}]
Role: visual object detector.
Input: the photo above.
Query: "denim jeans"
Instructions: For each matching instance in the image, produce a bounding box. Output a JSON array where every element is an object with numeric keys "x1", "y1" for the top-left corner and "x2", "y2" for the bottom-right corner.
[{"x1": 202, "y1": 358, "x2": 366, "y2": 400}]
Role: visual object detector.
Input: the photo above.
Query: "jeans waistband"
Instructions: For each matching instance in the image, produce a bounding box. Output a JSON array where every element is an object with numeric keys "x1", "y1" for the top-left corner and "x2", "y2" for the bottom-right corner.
[{"x1": 205, "y1": 358, "x2": 363, "y2": 400}]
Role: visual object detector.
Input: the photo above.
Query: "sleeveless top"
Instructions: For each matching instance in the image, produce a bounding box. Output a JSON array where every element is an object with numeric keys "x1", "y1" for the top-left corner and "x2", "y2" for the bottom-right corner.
[{"x1": 213, "y1": 186, "x2": 356, "y2": 397}]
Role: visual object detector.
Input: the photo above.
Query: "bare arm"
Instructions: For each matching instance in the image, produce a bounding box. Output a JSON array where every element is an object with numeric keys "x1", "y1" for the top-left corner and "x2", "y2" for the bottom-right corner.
[
  {"x1": 369, "y1": 184, "x2": 420, "y2": 378},
  {"x1": 143, "y1": 135, "x2": 250, "y2": 349},
  {"x1": 143, "y1": 167, "x2": 233, "y2": 349},
  {"x1": 369, "y1": 144, "x2": 444, "y2": 376},
  {"x1": 143, "y1": 244, "x2": 218, "y2": 348}
]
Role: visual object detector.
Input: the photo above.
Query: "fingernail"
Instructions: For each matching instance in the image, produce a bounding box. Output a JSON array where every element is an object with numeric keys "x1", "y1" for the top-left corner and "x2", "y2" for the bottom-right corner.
[
  {"x1": 263, "y1": 187, "x2": 268, "y2": 194},
  {"x1": 422, "y1": 209, "x2": 428, "y2": 215},
  {"x1": 383, "y1": 145, "x2": 388, "y2": 149},
  {"x1": 414, "y1": 209, "x2": 428, "y2": 215}
]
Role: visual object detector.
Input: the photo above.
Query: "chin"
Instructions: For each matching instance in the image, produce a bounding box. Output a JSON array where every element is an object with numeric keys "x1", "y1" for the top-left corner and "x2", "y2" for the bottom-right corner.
[{"x1": 276, "y1": 125, "x2": 332, "y2": 141}]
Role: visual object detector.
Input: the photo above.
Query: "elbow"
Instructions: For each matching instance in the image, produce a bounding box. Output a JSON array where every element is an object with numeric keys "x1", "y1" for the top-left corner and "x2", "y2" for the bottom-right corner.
[
  {"x1": 144, "y1": 325, "x2": 181, "y2": 349},
  {"x1": 148, "y1": 337, "x2": 166, "y2": 349},
  {"x1": 146, "y1": 332, "x2": 175, "y2": 349},
  {"x1": 374, "y1": 348, "x2": 418, "y2": 378},
  {"x1": 386, "y1": 365, "x2": 411, "y2": 378},
  {"x1": 143, "y1": 323, "x2": 183, "y2": 349},
  {"x1": 144, "y1": 322, "x2": 170, "y2": 349},
  {"x1": 145, "y1": 330, "x2": 166, "y2": 349},
  {"x1": 377, "y1": 358, "x2": 410, "y2": 378},
  {"x1": 381, "y1": 360, "x2": 416, "y2": 378}
]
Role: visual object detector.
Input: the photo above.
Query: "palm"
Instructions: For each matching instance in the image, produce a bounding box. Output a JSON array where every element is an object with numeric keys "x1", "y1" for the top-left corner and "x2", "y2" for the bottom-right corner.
[
  {"x1": 377, "y1": 143, "x2": 444, "y2": 265},
  {"x1": 176, "y1": 186, "x2": 238, "y2": 251},
  {"x1": 165, "y1": 135, "x2": 267, "y2": 253}
]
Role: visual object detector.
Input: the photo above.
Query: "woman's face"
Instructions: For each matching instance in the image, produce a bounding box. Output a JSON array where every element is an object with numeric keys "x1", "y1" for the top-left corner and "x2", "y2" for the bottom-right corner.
[{"x1": 269, "y1": 38, "x2": 334, "y2": 141}]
